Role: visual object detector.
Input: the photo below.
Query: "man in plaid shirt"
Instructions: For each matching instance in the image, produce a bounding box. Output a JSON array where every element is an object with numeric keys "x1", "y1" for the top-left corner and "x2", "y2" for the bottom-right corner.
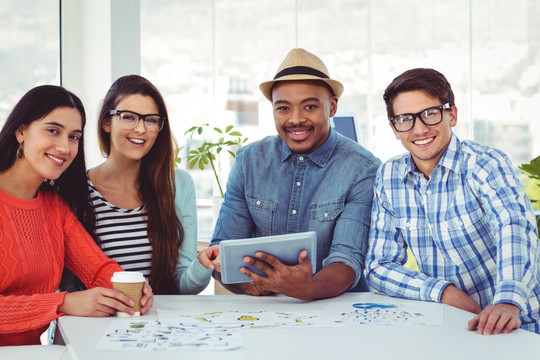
[{"x1": 366, "y1": 68, "x2": 540, "y2": 335}]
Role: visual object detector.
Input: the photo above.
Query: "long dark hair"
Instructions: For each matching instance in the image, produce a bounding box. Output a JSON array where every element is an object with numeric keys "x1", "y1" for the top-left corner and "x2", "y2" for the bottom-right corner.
[
  {"x1": 0, "y1": 85, "x2": 95, "y2": 234},
  {"x1": 97, "y1": 75, "x2": 183, "y2": 294}
]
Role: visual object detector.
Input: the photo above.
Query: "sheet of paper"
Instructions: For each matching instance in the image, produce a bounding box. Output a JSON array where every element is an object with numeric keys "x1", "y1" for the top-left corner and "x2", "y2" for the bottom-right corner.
[
  {"x1": 157, "y1": 309, "x2": 336, "y2": 328},
  {"x1": 323, "y1": 301, "x2": 444, "y2": 326},
  {"x1": 96, "y1": 302, "x2": 443, "y2": 351},
  {"x1": 95, "y1": 319, "x2": 241, "y2": 351}
]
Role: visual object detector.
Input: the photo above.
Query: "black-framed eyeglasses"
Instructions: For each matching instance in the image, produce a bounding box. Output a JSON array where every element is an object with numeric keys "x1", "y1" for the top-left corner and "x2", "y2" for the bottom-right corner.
[
  {"x1": 389, "y1": 103, "x2": 451, "y2": 132},
  {"x1": 109, "y1": 110, "x2": 165, "y2": 133}
]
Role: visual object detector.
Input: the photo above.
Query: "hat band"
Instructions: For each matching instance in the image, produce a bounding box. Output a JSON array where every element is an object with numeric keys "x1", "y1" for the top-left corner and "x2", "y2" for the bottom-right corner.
[{"x1": 273, "y1": 66, "x2": 329, "y2": 80}]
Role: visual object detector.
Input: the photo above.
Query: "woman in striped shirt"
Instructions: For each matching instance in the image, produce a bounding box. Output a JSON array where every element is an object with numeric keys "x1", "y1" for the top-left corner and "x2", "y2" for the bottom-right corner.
[
  {"x1": 63, "y1": 75, "x2": 211, "y2": 295},
  {"x1": 0, "y1": 85, "x2": 153, "y2": 345}
]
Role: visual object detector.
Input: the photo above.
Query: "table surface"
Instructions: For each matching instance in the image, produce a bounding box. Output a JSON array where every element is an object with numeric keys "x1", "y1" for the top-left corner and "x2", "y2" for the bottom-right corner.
[{"x1": 57, "y1": 293, "x2": 539, "y2": 360}]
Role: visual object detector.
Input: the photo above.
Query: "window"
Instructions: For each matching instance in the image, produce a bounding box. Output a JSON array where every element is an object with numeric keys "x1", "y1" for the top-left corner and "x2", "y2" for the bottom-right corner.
[
  {"x1": 141, "y1": 0, "x2": 214, "y2": 200},
  {"x1": 0, "y1": 1, "x2": 59, "y2": 127},
  {"x1": 141, "y1": 0, "x2": 540, "y2": 193},
  {"x1": 471, "y1": 0, "x2": 539, "y2": 167}
]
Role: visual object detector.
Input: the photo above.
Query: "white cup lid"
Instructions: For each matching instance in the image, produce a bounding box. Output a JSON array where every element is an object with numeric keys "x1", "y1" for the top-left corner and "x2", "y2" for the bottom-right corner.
[{"x1": 111, "y1": 271, "x2": 145, "y2": 283}]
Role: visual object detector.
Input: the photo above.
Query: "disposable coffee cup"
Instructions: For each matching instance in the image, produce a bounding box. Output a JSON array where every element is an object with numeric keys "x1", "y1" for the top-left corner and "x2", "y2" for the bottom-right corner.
[{"x1": 111, "y1": 271, "x2": 145, "y2": 317}]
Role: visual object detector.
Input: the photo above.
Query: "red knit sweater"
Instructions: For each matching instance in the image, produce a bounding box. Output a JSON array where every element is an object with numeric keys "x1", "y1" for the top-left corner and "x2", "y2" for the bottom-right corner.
[{"x1": 0, "y1": 189, "x2": 122, "y2": 346}]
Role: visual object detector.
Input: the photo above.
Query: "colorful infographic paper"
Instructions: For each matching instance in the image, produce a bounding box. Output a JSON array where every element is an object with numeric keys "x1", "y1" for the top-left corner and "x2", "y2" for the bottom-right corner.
[
  {"x1": 95, "y1": 319, "x2": 241, "y2": 351},
  {"x1": 325, "y1": 301, "x2": 444, "y2": 326},
  {"x1": 157, "y1": 309, "x2": 329, "y2": 328},
  {"x1": 95, "y1": 302, "x2": 443, "y2": 351}
]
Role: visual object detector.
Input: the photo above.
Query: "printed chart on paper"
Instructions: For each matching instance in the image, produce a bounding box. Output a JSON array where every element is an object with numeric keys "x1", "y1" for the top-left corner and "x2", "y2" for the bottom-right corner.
[
  {"x1": 157, "y1": 309, "x2": 328, "y2": 328},
  {"x1": 95, "y1": 302, "x2": 443, "y2": 351},
  {"x1": 95, "y1": 319, "x2": 241, "y2": 351},
  {"x1": 326, "y1": 301, "x2": 444, "y2": 326}
]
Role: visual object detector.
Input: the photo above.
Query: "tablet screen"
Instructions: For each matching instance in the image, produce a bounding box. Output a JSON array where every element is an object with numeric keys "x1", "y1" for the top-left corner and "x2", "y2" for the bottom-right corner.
[{"x1": 219, "y1": 231, "x2": 317, "y2": 284}]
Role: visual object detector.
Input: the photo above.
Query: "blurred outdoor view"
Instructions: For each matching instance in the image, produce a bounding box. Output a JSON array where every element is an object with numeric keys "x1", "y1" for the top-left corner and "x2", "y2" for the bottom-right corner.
[
  {"x1": 1, "y1": 0, "x2": 539, "y2": 226},
  {"x1": 139, "y1": 0, "x2": 540, "y2": 206},
  {"x1": 0, "y1": 1, "x2": 59, "y2": 122}
]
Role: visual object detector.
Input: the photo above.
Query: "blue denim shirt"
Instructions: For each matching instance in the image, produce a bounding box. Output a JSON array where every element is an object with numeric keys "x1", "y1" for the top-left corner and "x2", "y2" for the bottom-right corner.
[{"x1": 211, "y1": 128, "x2": 381, "y2": 290}]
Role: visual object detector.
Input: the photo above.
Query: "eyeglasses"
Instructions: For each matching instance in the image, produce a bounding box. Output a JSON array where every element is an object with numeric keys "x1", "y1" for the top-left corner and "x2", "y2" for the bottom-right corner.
[
  {"x1": 389, "y1": 103, "x2": 451, "y2": 132},
  {"x1": 109, "y1": 110, "x2": 165, "y2": 133}
]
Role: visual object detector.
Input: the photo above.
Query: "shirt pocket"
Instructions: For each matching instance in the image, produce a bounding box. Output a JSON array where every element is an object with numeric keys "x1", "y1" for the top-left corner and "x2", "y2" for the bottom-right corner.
[
  {"x1": 439, "y1": 206, "x2": 492, "y2": 266},
  {"x1": 396, "y1": 217, "x2": 431, "y2": 264},
  {"x1": 310, "y1": 201, "x2": 344, "y2": 222},
  {"x1": 309, "y1": 201, "x2": 345, "y2": 259},
  {"x1": 247, "y1": 195, "x2": 277, "y2": 237}
]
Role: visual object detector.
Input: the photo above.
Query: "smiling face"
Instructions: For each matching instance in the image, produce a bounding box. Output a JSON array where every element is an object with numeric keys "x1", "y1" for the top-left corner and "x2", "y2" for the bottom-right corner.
[
  {"x1": 391, "y1": 90, "x2": 457, "y2": 177},
  {"x1": 104, "y1": 94, "x2": 160, "y2": 162},
  {"x1": 272, "y1": 80, "x2": 337, "y2": 154},
  {"x1": 15, "y1": 106, "x2": 82, "y2": 182}
]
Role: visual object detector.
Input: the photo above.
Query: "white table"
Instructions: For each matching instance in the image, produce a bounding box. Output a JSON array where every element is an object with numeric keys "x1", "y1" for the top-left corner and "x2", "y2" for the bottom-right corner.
[
  {"x1": 57, "y1": 293, "x2": 539, "y2": 360},
  {"x1": 0, "y1": 345, "x2": 71, "y2": 360}
]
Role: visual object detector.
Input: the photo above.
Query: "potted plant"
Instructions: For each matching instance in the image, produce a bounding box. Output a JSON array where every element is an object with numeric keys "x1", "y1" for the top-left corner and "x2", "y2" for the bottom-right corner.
[
  {"x1": 519, "y1": 155, "x2": 540, "y2": 238},
  {"x1": 177, "y1": 124, "x2": 248, "y2": 198}
]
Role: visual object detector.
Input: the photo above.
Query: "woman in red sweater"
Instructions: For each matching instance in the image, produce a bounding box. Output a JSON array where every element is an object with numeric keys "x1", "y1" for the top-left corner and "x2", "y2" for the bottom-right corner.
[{"x1": 0, "y1": 85, "x2": 153, "y2": 346}]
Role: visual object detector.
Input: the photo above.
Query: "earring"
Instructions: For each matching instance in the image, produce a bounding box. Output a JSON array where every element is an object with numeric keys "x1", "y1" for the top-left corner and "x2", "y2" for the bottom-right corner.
[
  {"x1": 44, "y1": 179, "x2": 55, "y2": 186},
  {"x1": 17, "y1": 142, "x2": 24, "y2": 159}
]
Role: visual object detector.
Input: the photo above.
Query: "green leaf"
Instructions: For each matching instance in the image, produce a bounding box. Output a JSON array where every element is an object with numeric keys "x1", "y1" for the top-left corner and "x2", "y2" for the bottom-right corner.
[
  {"x1": 199, "y1": 144, "x2": 209, "y2": 152},
  {"x1": 181, "y1": 123, "x2": 249, "y2": 194},
  {"x1": 184, "y1": 126, "x2": 198, "y2": 135},
  {"x1": 519, "y1": 155, "x2": 540, "y2": 179}
]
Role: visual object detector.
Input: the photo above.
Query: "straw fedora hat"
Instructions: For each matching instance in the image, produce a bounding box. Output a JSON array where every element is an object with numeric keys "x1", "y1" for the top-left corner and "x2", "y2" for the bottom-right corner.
[{"x1": 259, "y1": 48, "x2": 344, "y2": 101}]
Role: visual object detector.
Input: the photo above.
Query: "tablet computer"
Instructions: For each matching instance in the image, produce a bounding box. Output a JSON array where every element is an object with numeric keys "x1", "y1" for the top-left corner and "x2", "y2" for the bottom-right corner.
[{"x1": 219, "y1": 231, "x2": 317, "y2": 284}]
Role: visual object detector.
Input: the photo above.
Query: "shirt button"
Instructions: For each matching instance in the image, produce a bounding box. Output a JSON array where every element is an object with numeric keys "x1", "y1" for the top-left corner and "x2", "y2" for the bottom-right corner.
[
  {"x1": 296, "y1": 182, "x2": 301, "y2": 186},
  {"x1": 426, "y1": 190, "x2": 432, "y2": 195},
  {"x1": 406, "y1": 222, "x2": 410, "y2": 227},
  {"x1": 299, "y1": 156, "x2": 304, "y2": 161},
  {"x1": 292, "y1": 210, "x2": 297, "y2": 215},
  {"x1": 324, "y1": 213, "x2": 328, "y2": 218},
  {"x1": 256, "y1": 200, "x2": 261, "y2": 205}
]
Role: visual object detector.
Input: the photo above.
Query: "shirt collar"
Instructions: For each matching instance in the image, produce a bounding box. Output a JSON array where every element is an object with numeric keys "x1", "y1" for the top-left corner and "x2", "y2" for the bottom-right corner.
[
  {"x1": 280, "y1": 127, "x2": 337, "y2": 167},
  {"x1": 402, "y1": 133, "x2": 461, "y2": 179},
  {"x1": 439, "y1": 134, "x2": 461, "y2": 173}
]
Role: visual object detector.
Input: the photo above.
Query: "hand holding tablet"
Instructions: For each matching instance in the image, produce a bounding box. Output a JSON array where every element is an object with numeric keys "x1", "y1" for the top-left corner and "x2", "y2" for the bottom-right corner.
[{"x1": 219, "y1": 231, "x2": 317, "y2": 284}]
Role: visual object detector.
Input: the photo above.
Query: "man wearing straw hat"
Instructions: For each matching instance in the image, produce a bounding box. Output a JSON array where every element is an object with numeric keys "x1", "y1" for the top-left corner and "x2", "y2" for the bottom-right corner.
[{"x1": 198, "y1": 48, "x2": 381, "y2": 300}]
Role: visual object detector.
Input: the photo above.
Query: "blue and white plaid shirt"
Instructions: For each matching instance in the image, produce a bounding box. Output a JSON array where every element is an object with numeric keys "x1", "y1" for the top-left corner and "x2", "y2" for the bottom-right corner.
[{"x1": 367, "y1": 134, "x2": 540, "y2": 333}]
